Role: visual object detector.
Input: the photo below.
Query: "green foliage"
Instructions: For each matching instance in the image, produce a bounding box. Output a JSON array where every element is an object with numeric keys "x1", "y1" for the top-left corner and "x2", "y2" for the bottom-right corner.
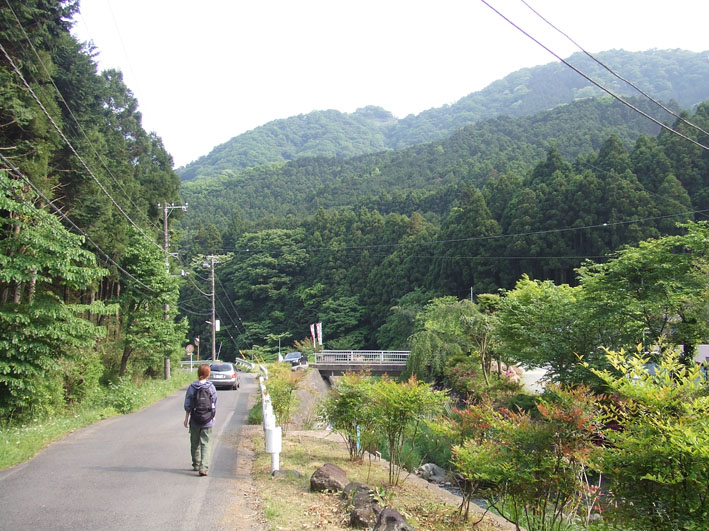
[
  {"x1": 58, "y1": 349, "x2": 104, "y2": 405},
  {"x1": 0, "y1": 173, "x2": 113, "y2": 419},
  {"x1": 429, "y1": 398, "x2": 502, "y2": 518},
  {"x1": 376, "y1": 289, "x2": 432, "y2": 349},
  {"x1": 319, "y1": 372, "x2": 376, "y2": 460},
  {"x1": 247, "y1": 401, "x2": 263, "y2": 425},
  {"x1": 1, "y1": 0, "x2": 186, "y2": 424},
  {"x1": 265, "y1": 363, "x2": 304, "y2": 433},
  {"x1": 452, "y1": 386, "x2": 602, "y2": 530},
  {"x1": 579, "y1": 221, "x2": 709, "y2": 359},
  {"x1": 589, "y1": 346, "x2": 709, "y2": 530},
  {"x1": 407, "y1": 296, "x2": 502, "y2": 393},
  {"x1": 370, "y1": 376, "x2": 447, "y2": 485},
  {"x1": 115, "y1": 227, "x2": 188, "y2": 378},
  {"x1": 495, "y1": 275, "x2": 600, "y2": 385},
  {"x1": 406, "y1": 297, "x2": 474, "y2": 382},
  {"x1": 106, "y1": 377, "x2": 141, "y2": 414}
]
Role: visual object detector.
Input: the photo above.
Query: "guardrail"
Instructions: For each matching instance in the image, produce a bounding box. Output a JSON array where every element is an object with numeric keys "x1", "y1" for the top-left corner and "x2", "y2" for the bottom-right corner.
[
  {"x1": 180, "y1": 358, "x2": 255, "y2": 370},
  {"x1": 313, "y1": 350, "x2": 410, "y2": 364}
]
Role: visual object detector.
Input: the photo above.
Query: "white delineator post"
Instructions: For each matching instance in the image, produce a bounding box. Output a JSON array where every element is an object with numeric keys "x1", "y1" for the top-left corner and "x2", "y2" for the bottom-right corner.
[{"x1": 259, "y1": 375, "x2": 282, "y2": 473}]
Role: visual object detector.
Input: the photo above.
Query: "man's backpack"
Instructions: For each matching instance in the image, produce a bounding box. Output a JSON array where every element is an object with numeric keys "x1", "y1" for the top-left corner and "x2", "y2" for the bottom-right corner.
[{"x1": 191, "y1": 385, "x2": 214, "y2": 425}]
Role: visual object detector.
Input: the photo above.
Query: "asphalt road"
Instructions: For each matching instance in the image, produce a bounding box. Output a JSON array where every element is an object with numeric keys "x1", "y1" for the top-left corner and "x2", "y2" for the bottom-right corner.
[{"x1": 0, "y1": 372, "x2": 258, "y2": 531}]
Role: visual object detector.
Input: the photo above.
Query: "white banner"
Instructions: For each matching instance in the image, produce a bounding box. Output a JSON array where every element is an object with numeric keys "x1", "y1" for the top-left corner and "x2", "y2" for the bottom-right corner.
[
  {"x1": 310, "y1": 323, "x2": 315, "y2": 344},
  {"x1": 316, "y1": 322, "x2": 323, "y2": 346}
]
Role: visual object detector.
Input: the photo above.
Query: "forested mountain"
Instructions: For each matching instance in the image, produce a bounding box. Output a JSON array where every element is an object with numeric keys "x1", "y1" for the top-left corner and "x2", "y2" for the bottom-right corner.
[
  {"x1": 178, "y1": 96, "x2": 709, "y2": 358},
  {"x1": 178, "y1": 49, "x2": 709, "y2": 180},
  {"x1": 180, "y1": 95, "x2": 666, "y2": 228}
]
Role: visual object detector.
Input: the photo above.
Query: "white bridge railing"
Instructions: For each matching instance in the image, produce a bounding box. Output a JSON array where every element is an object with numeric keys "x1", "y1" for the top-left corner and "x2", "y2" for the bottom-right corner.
[{"x1": 314, "y1": 350, "x2": 410, "y2": 365}]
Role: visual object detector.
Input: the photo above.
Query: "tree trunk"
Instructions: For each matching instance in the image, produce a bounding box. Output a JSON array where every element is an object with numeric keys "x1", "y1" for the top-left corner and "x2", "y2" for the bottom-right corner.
[{"x1": 119, "y1": 343, "x2": 132, "y2": 377}]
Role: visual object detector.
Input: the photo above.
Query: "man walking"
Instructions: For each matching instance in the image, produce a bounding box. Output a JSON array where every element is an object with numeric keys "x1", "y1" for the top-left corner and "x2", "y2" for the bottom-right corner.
[{"x1": 184, "y1": 364, "x2": 218, "y2": 476}]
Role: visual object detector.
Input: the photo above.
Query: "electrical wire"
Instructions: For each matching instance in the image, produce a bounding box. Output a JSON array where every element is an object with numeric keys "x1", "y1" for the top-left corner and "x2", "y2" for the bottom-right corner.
[
  {"x1": 0, "y1": 41, "x2": 168, "y2": 256},
  {"x1": 478, "y1": 0, "x2": 709, "y2": 151},
  {"x1": 519, "y1": 0, "x2": 709, "y2": 138},
  {"x1": 206, "y1": 207, "x2": 708, "y2": 256},
  {"x1": 3, "y1": 0, "x2": 164, "y2": 236},
  {"x1": 0, "y1": 153, "x2": 156, "y2": 295}
]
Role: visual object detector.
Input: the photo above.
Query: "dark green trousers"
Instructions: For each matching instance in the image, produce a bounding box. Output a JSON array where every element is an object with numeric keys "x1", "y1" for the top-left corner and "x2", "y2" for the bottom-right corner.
[{"x1": 189, "y1": 426, "x2": 212, "y2": 474}]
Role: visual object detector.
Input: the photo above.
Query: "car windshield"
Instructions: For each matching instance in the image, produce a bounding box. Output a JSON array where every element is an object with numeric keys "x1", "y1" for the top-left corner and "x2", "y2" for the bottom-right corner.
[
  {"x1": 210, "y1": 363, "x2": 232, "y2": 372},
  {"x1": 284, "y1": 352, "x2": 300, "y2": 360}
]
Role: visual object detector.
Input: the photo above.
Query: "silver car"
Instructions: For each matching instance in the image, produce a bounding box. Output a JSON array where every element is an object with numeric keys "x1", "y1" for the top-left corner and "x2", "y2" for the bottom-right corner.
[{"x1": 208, "y1": 362, "x2": 240, "y2": 390}]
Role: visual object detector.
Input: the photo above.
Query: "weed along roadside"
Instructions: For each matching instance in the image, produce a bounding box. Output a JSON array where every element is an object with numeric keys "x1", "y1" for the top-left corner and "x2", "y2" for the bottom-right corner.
[{"x1": 242, "y1": 366, "x2": 514, "y2": 530}]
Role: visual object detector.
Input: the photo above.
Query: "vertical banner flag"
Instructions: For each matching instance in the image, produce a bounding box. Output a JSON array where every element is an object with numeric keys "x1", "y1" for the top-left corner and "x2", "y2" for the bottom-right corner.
[
  {"x1": 310, "y1": 323, "x2": 316, "y2": 346},
  {"x1": 316, "y1": 322, "x2": 323, "y2": 346}
]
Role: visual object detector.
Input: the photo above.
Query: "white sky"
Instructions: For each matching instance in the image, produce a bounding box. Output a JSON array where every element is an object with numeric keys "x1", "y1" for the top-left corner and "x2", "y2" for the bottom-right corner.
[{"x1": 71, "y1": 0, "x2": 709, "y2": 168}]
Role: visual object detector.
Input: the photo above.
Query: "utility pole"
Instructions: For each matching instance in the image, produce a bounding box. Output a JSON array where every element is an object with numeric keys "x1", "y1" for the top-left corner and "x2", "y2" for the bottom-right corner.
[
  {"x1": 203, "y1": 255, "x2": 217, "y2": 362},
  {"x1": 158, "y1": 201, "x2": 188, "y2": 379},
  {"x1": 159, "y1": 201, "x2": 188, "y2": 271},
  {"x1": 210, "y1": 255, "x2": 216, "y2": 362}
]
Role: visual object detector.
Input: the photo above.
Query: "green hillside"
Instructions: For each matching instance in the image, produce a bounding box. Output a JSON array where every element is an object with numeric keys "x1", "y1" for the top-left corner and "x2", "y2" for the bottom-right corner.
[
  {"x1": 177, "y1": 49, "x2": 709, "y2": 181},
  {"x1": 180, "y1": 95, "x2": 666, "y2": 228}
]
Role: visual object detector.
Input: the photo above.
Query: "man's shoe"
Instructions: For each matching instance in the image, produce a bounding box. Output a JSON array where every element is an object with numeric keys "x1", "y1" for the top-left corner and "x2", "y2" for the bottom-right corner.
[{"x1": 192, "y1": 465, "x2": 199, "y2": 471}]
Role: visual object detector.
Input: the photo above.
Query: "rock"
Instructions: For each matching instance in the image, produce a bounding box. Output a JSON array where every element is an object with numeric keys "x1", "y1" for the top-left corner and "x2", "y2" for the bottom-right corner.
[
  {"x1": 350, "y1": 502, "x2": 383, "y2": 528},
  {"x1": 373, "y1": 508, "x2": 414, "y2": 531},
  {"x1": 415, "y1": 463, "x2": 447, "y2": 482},
  {"x1": 342, "y1": 482, "x2": 382, "y2": 528},
  {"x1": 310, "y1": 463, "x2": 348, "y2": 492},
  {"x1": 589, "y1": 512, "x2": 603, "y2": 523},
  {"x1": 341, "y1": 481, "x2": 374, "y2": 505}
]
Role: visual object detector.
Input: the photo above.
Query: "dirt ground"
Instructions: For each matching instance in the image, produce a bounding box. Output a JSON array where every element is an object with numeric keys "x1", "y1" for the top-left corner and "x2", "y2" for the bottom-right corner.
[{"x1": 220, "y1": 368, "x2": 329, "y2": 530}]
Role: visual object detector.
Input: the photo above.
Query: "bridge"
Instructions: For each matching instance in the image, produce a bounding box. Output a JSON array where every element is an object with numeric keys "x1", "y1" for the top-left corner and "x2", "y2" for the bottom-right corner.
[{"x1": 312, "y1": 350, "x2": 410, "y2": 376}]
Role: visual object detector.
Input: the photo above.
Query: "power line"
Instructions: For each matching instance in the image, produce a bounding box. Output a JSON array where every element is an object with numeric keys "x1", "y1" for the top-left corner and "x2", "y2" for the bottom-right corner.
[
  {"x1": 3, "y1": 0, "x2": 164, "y2": 236},
  {"x1": 0, "y1": 41, "x2": 168, "y2": 256},
  {"x1": 207, "y1": 207, "x2": 707, "y2": 256},
  {"x1": 519, "y1": 0, "x2": 709, "y2": 139},
  {"x1": 215, "y1": 275, "x2": 253, "y2": 343},
  {"x1": 479, "y1": 0, "x2": 709, "y2": 151},
  {"x1": 0, "y1": 153, "x2": 156, "y2": 295}
]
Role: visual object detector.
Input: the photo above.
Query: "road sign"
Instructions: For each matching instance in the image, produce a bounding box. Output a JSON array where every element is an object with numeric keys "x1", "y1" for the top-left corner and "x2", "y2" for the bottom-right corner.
[{"x1": 185, "y1": 344, "x2": 194, "y2": 354}]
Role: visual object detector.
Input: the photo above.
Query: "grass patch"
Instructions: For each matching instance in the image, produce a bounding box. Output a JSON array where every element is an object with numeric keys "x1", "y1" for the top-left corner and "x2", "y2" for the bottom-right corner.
[
  {"x1": 247, "y1": 429, "x2": 504, "y2": 530},
  {"x1": 0, "y1": 370, "x2": 193, "y2": 470}
]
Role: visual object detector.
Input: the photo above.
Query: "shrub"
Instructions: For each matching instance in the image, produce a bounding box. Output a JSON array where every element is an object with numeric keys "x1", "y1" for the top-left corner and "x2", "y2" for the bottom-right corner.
[
  {"x1": 589, "y1": 346, "x2": 709, "y2": 530},
  {"x1": 371, "y1": 376, "x2": 448, "y2": 485},
  {"x1": 319, "y1": 371, "x2": 376, "y2": 460},
  {"x1": 453, "y1": 385, "x2": 602, "y2": 530}
]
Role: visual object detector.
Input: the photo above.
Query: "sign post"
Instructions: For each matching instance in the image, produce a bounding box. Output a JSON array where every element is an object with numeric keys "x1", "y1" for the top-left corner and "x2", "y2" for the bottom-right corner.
[{"x1": 185, "y1": 344, "x2": 195, "y2": 370}]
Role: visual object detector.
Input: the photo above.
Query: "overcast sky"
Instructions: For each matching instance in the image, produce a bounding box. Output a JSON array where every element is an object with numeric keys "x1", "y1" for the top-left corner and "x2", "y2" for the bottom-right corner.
[{"x1": 71, "y1": 0, "x2": 709, "y2": 167}]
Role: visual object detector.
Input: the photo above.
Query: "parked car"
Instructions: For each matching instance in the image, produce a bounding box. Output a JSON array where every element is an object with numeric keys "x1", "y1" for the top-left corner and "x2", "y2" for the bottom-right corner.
[
  {"x1": 208, "y1": 362, "x2": 240, "y2": 390},
  {"x1": 283, "y1": 351, "x2": 308, "y2": 369}
]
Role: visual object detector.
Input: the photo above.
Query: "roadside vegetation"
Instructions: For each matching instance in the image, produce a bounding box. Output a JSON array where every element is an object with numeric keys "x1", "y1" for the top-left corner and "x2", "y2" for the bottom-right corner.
[
  {"x1": 0, "y1": 369, "x2": 192, "y2": 470},
  {"x1": 248, "y1": 429, "x2": 504, "y2": 531}
]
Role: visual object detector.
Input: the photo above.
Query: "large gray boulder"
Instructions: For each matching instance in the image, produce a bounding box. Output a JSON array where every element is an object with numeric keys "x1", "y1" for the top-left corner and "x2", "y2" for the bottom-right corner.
[
  {"x1": 310, "y1": 463, "x2": 348, "y2": 493},
  {"x1": 415, "y1": 462, "x2": 447, "y2": 483}
]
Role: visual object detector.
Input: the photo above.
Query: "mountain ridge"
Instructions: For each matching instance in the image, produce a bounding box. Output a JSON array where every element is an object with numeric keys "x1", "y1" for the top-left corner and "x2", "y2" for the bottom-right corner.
[{"x1": 177, "y1": 48, "x2": 709, "y2": 181}]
